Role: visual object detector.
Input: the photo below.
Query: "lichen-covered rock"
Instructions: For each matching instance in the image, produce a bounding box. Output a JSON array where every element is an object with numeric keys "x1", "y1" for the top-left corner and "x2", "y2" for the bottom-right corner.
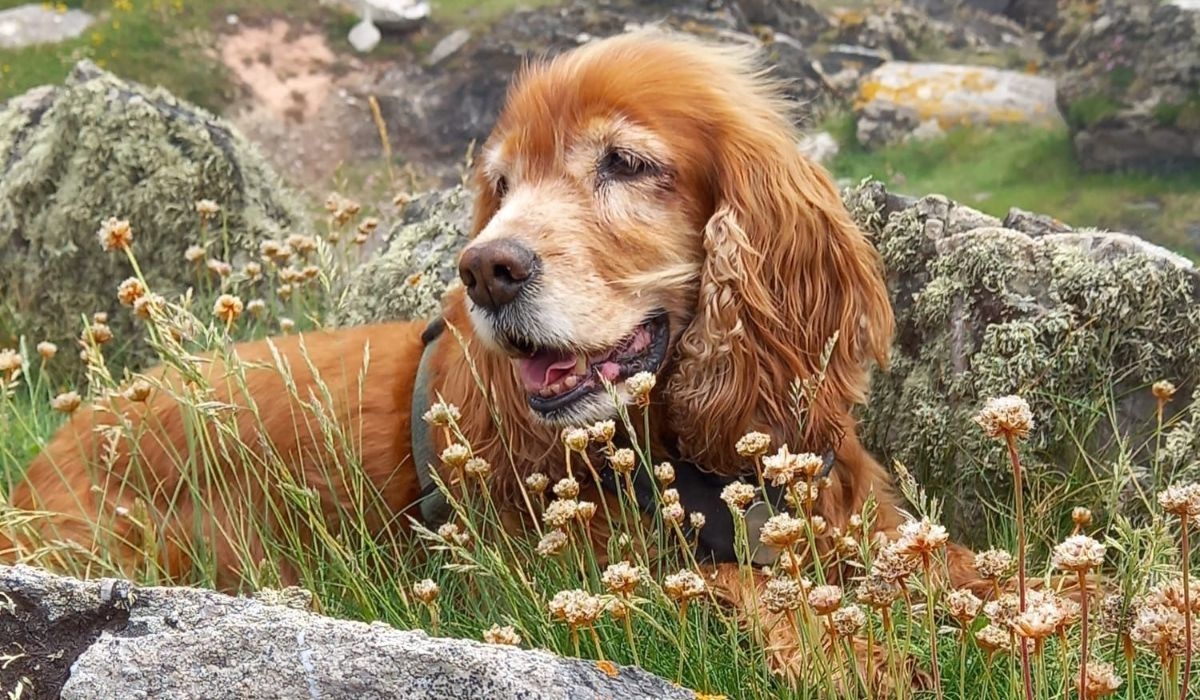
[
  {"x1": 844, "y1": 179, "x2": 1200, "y2": 535},
  {"x1": 0, "y1": 61, "x2": 305, "y2": 376},
  {"x1": 0, "y1": 565, "x2": 692, "y2": 700},
  {"x1": 334, "y1": 186, "x2": 473, "y2": 326},
  {"x1": 855, "y1": 62, "x2": 1063, "y2": 148},
  {"x1": 1055, "y1": 0, "x2": 1200, "y2": 172}
]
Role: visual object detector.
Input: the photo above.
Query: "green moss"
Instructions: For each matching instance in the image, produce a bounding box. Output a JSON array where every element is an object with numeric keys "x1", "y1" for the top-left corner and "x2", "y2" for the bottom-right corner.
[
  {"x1": 1066, "y1": 94, "x2": 1124, "y2": 129},
  {"x1": 1152, "y1": 93, "x2": 1200, "y2": 128}
]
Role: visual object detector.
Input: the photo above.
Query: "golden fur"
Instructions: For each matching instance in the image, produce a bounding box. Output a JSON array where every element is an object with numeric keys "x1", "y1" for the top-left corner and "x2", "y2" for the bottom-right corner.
[{"x1": 2, "y1": 31, "x2": 985, "y2": 677}]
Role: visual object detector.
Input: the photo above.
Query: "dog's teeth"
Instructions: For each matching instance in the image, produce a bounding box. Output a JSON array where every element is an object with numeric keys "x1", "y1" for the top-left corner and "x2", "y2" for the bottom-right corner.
[
  {"x1": 539, "y1": 387, "x2": 553, "y2": 397},
  {"x1": 564, "y1": 375, "x2": 578, "y2": 389},
  {"x1": 574, "y1": 356, "x2": 587, "y2": 375},
  {"x1": 548, "y1": 382, "x2": 563, "y2": 395}
]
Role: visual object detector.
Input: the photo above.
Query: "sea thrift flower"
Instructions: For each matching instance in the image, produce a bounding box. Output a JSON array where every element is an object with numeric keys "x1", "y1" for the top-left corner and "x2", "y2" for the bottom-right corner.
[
  {"x1": 735, "y1": 431, "x2": 771, "y2": 458},
  {"x1": 894, "y1": 517, "x2": 949, "y2": 556},
  {"x1": 246, "y1": 299, "x2": 267, "y2": 317},
  {"x1": 601, "y1": 562, "x2": 643, "y2": 596},
  {"x1": 1081, "y1": 661, "x2": 1123, "y2": 697},
  {"x1": 946, "y1": 589, "x2": 983, "y2": 625},
  {"x1": 0, "y1": 349, "x2": 21, "y2": 375},
  {"x1": 1072, "y1": 506, "x2": 1093, "y2": 528},
  {"x1": 1051, "y1": 535, "x2": 1106, "y2": 572},
  {"x1": 123, "y1": 379, "x2": 152, "y2": 403},
  {"x1": 524, "y1": 473, "x2": 549, "y2": 495},
  {"x1": 561, "y1": 427, "x2": 589, "y2": 452},
  {"x1": 974, "y1": 395, "x2": 1034, "y2": 439},
  {"x1": 422, "y1": 401, "x2": 461, "y2": 427},
  {"x1": 279, "y1": 318, "x2": 296, "y2": 333},
  {"x1": 588, "y1": 420, "x2": 615, "y2": 443},
  {"x1": 412, "y1": 579, "x2": 439, "y2": 604},
  {"x1": 36, "y1": 342, "x2": 57, "y2": 361},
  {"x1": 654, "y1": 462, "x2": 675, "y2": 485},
  {"x1": 184, "y1": 245, "x2": 206, "y2": 263},
  {"x1": 536, "y1": 529, "x2": 568, "y2": 557},
  {"x1": 553, "y1": 477, "x2": 580, "y2": 500},
  {"x1": 975, "y1": 624, "x2": 1011, "y2": 654},
  {"x1": 663, "y1": 570, "x2": 706, "y2": 602},
  {"x1": 542, "y1": 500, "x2": 579, "y2": 528},
  {"x1": 116, "y1": 277, "x2": 146, "y2": 306},
  {"x1": 1158, "y1": 483, "x2": 1200, "y2": 517},
  {"x1": 97, "y1": 217, "x2": 133, "y2": 251},
  {"x1": 439, "y1": 444, "x2": 470, "y2": 469},
  {"x1": 482, "y1": 624, "x2": 521, "y2": 646},
  {"x1": 808, "y1": 585, "x2": 843, "y2": 615},
  {"x1": 762, "y1": 577, "x2": 804, "y2": 614},
  {"x1": 212, "y1": 294, "x2": 243, "y2": 324},
  {"x1": 720, "y1": 482, "x2": 757, "y2": 512},
  {"x1": 832, "y1": 605, "x2": 866, "y2": 636},
  {"x1": 463, "y1": 457, "x2": 490, "y2": 479},
  {"x1": 609, "y1": 448, "x2": 636, "y2": 474},
  {"x1": 689, "y1": 512, "x2": 706, "y2": 530},
  {"x1": 1152, "y1": 380, "x2": 1177, "y2": 402},
  {"x1": 548, "y1": 589, "x2": 604, "y2": 627},
  {"x1": 206, "y1": 259, "x2": 232, "y2": 277},
  {"x1": 974, "y1": 548, "x2": 1015, "y2": 581},
  {"x1": 194, "y1": 199, "x2": 221, "y2": 220},
  {"x1": 626, "y1": 371, "x2": 656, "y2": 403},
  {"x1": 759, "y1": 513, "x2": 805, "y2": 549}
]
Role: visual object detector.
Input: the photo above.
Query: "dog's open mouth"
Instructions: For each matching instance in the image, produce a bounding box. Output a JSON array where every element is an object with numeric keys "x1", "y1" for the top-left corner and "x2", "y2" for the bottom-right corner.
[{"x1": 509, "y1": 314, "x2": 669, "y2": 414}]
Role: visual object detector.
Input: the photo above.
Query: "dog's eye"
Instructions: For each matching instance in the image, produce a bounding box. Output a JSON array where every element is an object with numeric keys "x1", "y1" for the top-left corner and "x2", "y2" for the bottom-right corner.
[
  {"x1": 495, "y1": 175, "x2": 509, "y2": 198},
  {"x1": 599, "y1": 149, "x2": 655, "y2": 181}
]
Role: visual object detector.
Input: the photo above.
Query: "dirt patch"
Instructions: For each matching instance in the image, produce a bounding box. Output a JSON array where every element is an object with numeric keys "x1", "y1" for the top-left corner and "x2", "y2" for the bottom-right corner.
[{"x1": 0, "y1": 588, "x2": 131, "y2": 700}]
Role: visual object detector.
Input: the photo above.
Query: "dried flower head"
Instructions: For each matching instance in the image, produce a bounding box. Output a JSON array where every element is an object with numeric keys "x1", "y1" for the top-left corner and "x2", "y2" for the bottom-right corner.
[
  {"x1": 116, "y1": 277, "x2": 146, "y2": 306},
  {"x1": 760, "y1": 513, "x2": 806, "y2": 549},
  {"x1": 561, "y1": 427, "x2": 590, "y2": 452},
  {"x1": 464, "y1": 457, "x2": 490, "y2": 479},
  {"x1": 84, "y1": 322, "x2": 113, "y2": 345},
  {"x1": 984, "y1": 593, "x2": 1020, "y2": 629},
  {"x1": 440, "y1": 444, "x2": 470, "y2": 469},
  {"x1": 575, "y1": 501, "x2": 597, "y2": 522},
  {"x1": 422, "y1": 400, "x2": 461, "y2": 427},
  {"x1": 762, "y1": 577, "x2": 805, "y2": 614},
  {"x1": 974, "y1": 624, "x2": 1011, "y2": 654},
  {"x1": 1012, "y1": 594, "x2": 1067, "y2": 641},
  {"x1": 626, "y1": 371, "x2": 656, "y2": 403},
  {"x1": 974, "y1": 548, "x2": 1015, "y2": 581},
  {"x1": 832, "y1": 604, "x2": 866, "y2": 636},
  {"x1": 1130, "y1": 602, "x2": 1188, "y2": 659},
  {"x1": 720, "y1": 482, "x2": 757, "y2": 513},
  {"x1": 543, "y1": 499, "x2": 579, "y2": 528},
  {"x1": 357, "y1": 217, "x2": 380, "y2": 236},
  {"x1": 133, "y1": 294, "x2": 164, "y2": 320},
  {"x1": 654, "y1": 462, "x2": 675, "y2": 485},
  {"x1": 51, "y1": 391, "x2": 82, "y2": 414},
  {"x1": 280, "y1": 318, "x2": 296, "y2": 333},
  {"x1": 1152, "y1": 380, "x2": 1177, "y2": 402},
  {"x1": 412, "y1": 579, "x2": 439, "y2": 604},
  {"x1": 97, "y1": 217, "x2": 133, "y2": 252},
  {"x1": 123, "y1": 379, "x2": 152, "y2": 403},
  {"x1": 553, "y1": 477, "x2": 580, "y2": 500},
  {"x1": 436, "y1": 522, "x2": 461, "y2": 543},
  {"x1": 246, "y1": 299, "x2": 267, "y2": 317},
  {"x1": 206, "y1": 259, "x2": 232, "y2": 278},
  {"x1": 894, "y1": 518, "x2": 949, "y2": 556},
  {"x1": 1099, "y1": 593, "x2": 1132, "y2": 635},
  {"x1": 1158, "y1": 482, "x2": 1200, "y2": 518},
  {"x1": 946, "y1": 589, "x2": 983, "y2": 625},
  {"x1": 482, "y1": 624, "x2": 521, "y2": 646},
  {"x1": 761, "y1": 446, "x2": 811, "y2": 487},
  {"x1": 1051, "y1": 534, "x2": 1106, "y2": 573},
  {"x1": 195, "y1": 199, "x2": 221, "y2": 220},
  {"x1": 609, "y1": 448, "x2": 636, "y2": 475},
  {"x1": 1081, "y1": 661, "x2": 1123, "y2": 697},
  {"x1": 662, "y1": 501, "x2": 685, "y2": 524},
  {"x1": 974, "y1": 395, "x2": 1034, "y2": 440},
  {"x1": 689, "y1": 512, "x2": 707, "y2": 530},
  {"x1": 212, "y1": 294, "x2": 243, "y2": 324},
  {"x1": 871, "y1": 542, "x2": 920, "y2": 583},
  {"x1": 184, "y1": 245, "x2": 206, "y2": 263},
  {"x1": 0, "y1": 349, "x2": 22, "y2": 375},
  {"x1": 548, "y1": 589, "x2": 604, "y2": 627},
  {"x1": 36, "y1": 342, "x2": 57, "y2": 361},
  {"x1": 735, "y1": 431, "x2": 771, "y2": 458},
  {"x1": 242, "y1": 262, "x2": 263, "y2": 282},
  {"x1": 588, "y1": 420, "x2": 616, "y2": 443},
  {"x1": 663, "y1": 570, "x2": 707, "y2": 602},
  {"x1": 808, "y1": 585, "x2": 843, "y2": 615},
  {"x1": 1071, "y1": 506, "x2": 1093, "y2": 528},
  {"x1": 857, "y1": 576, "x2": 902, "y2": 609},
  {"x1": 601, "y1": 562, "x2": 643, "y2": 596},
  {"x1": 536, "y1": 529, "x2": 569, "y2": 557}
]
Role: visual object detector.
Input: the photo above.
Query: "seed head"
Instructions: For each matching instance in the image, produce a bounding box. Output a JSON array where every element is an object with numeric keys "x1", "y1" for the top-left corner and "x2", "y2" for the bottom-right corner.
[
  {"x1": 626, "y1": 371, "x2": 656, "y2": 402},
  {"x1": 1130, "y1": 602, "x2": 1188, "y2": 659},
  {"x1": 212, "y1": 294, "x2": 243, "y2": 324},
  {"x1": 123, "y1": 379, "x2": 152, "y2": 403},
  {"x1": 735, "y1": 431, "x2": 771, "y2": 458},
  {"x1": 588, "y1": 420, "x2": 615, "y2": 443},
  {"x1": 422, "y1": 400, "x2": 461, "y2": 427},
  {"x1": 984, "y1": 593, "x2": 1020, "y2": 629},
  {"x1": 524, "y1": 473, "x2": 550, "y2": 494},
  {"x1": 663, "y1": 570, "x2": 706, "y2": 602},
  {"x1": 1051, "y1": 534, "x2": 1106, "y2": 573},
  {"x1": 832, "y1": 604, "x2": 866, "y2": 636},
  {"x1": 857, "y1": 576, "x2": 902, "y2": 609},
  {"x1": 0, "y1": 349, "x2": 22, "y2": 375},
  {"x1": 760, "y1": 513, "x2": 805, "y2": 548},
  {"x1": 195, "y1": 199, "x2": 221, "y2": 220},
  {"x1": 575, "y1": 501, "x2": 597, "y2": 522},
  {"x1": 246, "y1": 299, "x2": 267, "y2": 317},
  {"x1": 185, "y1": 245, "x2": 206, "y2": 263},
  {"x1": 974, "y1": 395, "x2": 1034, "y2": 440},
  {"x1": 83, "y1": 322, "x2": 113, "y2": 345},
  {"x1": 720, "y1": 482, "x2": 757, "y2": 513},
  {"x1": 1158, "y1": 482, "x2": 1200, "y2": 518},
  {"x1": 116, "y1": 277, "x2": 146, "y2": 306},
  {"x1": 1152, "y1": 380, "x2": 1177, "y2": 402},
  {"x1": 609, "y1": 448, "x2": 636, "y2": 474},
  {"x1": 133, "y1": 294, "x2": 164, "y2": 320},
  {"x1": 808, "y1": 585, "x2": 843, "y2": 615},
  {"x1": 946, "y1": 589, "x2": 983, "y2": 624},
  {"x1": 482, "y1": 624, "x2": 521, "y2": 646},
  {"x1": 894, "y1": 517, "x2": 949, "y2": 556},
  {"x1": 97, "y1": 217, "x2": 133, "y2": 252},
  {"x1": 206, "y1": 259, "x2": 232, "y2": 277},
  {"x1": 412, "y1": 579, "x2": 439, "y2": 604},
  {"x1": 536, "y1": 529, "x2": 568, "y2": 557},
  {"x1": 242, "y1": 262, "x2": 263, "y2": 282},
  {"x1": 440, "y1": 443, "x2": 470, "y2": 469},
  {"x1": 553, "y1": 477, "x2": 580, "y2": 499},
  {"x1": 542, "y1": 499, "x2": 578, "y2": 528},
  {"x1": 662, "y1": 501, "x2": 685, "y2": 524},
  {"x1": 279, "y1": 318, "x2": 296, "y2": 333},
  {"x1": 548, "y1": 589, "x2": 604, "y2": 627},
  {"x1": 654, "y1": 462, "x2": 675, "y2": 485},
  {"x1": 1071, "y1": 506, "x2": 1093, "y2": 528},
  {"x1": 762, "y1": 577, "x2": 804, "y2": 613},
  {"x1": 761, "y1": 446, "x2": 811, "y2": 487},
  {"x1": 1081, "y1": 661, "x2": 1123, "y2": 697},
  {"x1": 36, "y1": 342, "x2": 57, "y2": 361},
  {"x1": 974, "y1": 548, "x2": 1015, "y2": 580},
  {"x1": 464, "y1": 457, "x2": 490, "y2": 478},
  {"x1": 601, "y1": 562, "x2": 643, "y2": 596},
  {"x1": 974, "y1": 624, "x2": 1011, "y2": 654},
  {"x1": 561, "y1": 427, "x2": 589, "y2": 452},
  {"x1": 689, "y1": 512, "x2": 706, "y2": 530},
  {"x1": 51, "y1": 391, "x2": 82, "y2": 414},
  {"x1": 871, "y1": 542, "x2": 920, "y2": 583}
]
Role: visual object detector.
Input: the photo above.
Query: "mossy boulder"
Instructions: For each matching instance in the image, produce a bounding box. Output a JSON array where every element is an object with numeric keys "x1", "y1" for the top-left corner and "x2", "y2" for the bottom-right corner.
[{"x1": 0, "y1": 61, "x2": 305, "y2": 376}]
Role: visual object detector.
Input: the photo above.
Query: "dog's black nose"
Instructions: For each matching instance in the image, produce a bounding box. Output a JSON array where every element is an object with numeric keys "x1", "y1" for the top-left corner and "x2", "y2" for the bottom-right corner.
[{"x1": 458, "y1": 240, "x2": 539, "y2": 311}]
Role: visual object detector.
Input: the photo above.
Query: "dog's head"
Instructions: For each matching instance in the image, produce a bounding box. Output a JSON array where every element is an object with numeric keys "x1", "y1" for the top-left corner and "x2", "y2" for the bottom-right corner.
[{"x1": 459, "y1": 31, "x2": 894, "y2": 470}]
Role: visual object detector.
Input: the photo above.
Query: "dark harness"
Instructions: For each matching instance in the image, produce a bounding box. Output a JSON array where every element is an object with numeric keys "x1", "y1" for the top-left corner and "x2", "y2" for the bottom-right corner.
[{"x1": 410, "y1": 317, "x2": 835, "y2": 565}]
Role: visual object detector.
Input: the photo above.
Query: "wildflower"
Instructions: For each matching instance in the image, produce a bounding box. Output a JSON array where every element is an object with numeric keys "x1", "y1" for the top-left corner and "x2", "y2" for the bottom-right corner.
[
  {"x1": 720, "y1": 482, "x2": 757, "y2": 513},
  {"x1": 92, "y1": 312, "x2": 107, "y2": 324},
  {"x1": 436, "y1": 522, "x2": 461, "y2": 543},
  {"x1": 279, "y1": 318, "x2": 296, "y2": 333},
  {"x1": 575, "y1": 501, "x2": 597, "y2": 522},
  {"x1": 1081, "y1": 661, "x2": 1123, "y2": 697},
  {"x1": 440, "y1": 444, "x2": 470, "y2": 470},
  {"x1": 1158, "y1": 483, "x2": 1200, "y2": 518},
  {"x1": 974, "y1": 548, "x2": 1014, "y2": 581},
  {"x1": 663, "y1": 570, "x2": 706, "y2": 602},
  {"x1": 894, "y1": 517, "x2": 949, "y2": 556},
  {"x1": 761, "y1": 446, "x2": 800, "y2": 486},
  {"x1": 0, "y1": 349, "x2": 21, "y2": 374},
  {"x1": 393, "y1": 191, "x2": 413, "y2": 208},
  {"x1": 1013, "y1": 595, "x2": 1066, "y2": 642},
  {"x1": 946, "y1": 589, "x2": 983, "y2": 625},
  {"x1": 762, "y1": 577, "x2": 804, "y2": 614},
  {"x1": 553, "y1": 477, "x2": 580, "y2": 500},
  {"x1": 626, "y1": 371, "x2": 656, "y2": 403},
  {"x1": 857, "y1": 576, "x2": 902, "y2": 609},
  {"x1": 609, "y1": 448, "x2": 636, "y2": 474},
  {"x1": 1051, "y1": 534, "x2": 1106, "y2": 572},
  {"x1": 463, "y1": 457, "x2": 490, "y2": 479},
  {"x1": 588, "y1": 420, "x2": 615, "y2": 443},
  {"x1": 661, "y1": 488, "x2": 680, "y2": 505},
  {"x1": 246, "y1": 299, "x2": 267, "y2": 317},
  {"x1": 543, "y1": 499, "x2": 579, "y2": 528},
  {"x1": 984, "y1": 593, "x2": 1020, "y2": 629},
  {"x1": 606, "y1": 598, "x2": 630, "y2": 620},
  {"x1": 654, "y1": 462, "x2": 675, "y2": 485},
  {"x1": 601, "y1": 562, "x2": 643, "y2": 596},
  {"x1": 412, "y1": 579, "x2": 439, "y2": 604},
  {"x1": 1099, "y1": 593, "x2": 1132, "y2": 635},
  {"x1": 689, "y1": 512, "x2": 706, "y2": 530},
  {"x1": 358, "y1": 217, "x2": 380, "y2": 235},
  {"x1": 195, "y1": 199, "x2": 221, "y2": 220},
  {"x1": 482, "y1": 624, "x2": 521, "y2": 646},
  {"x1": 524, "y1": 473, "x2": 549, "y2": 495},
  {"x1": 735, "y1": 431, "x2": 771, "y2": 458},
  {"x1": 1152, "y1": 380, "x2": 1177, "y2": 402},
  {"x1": 548, "y1": 589, "x2": 604, "y2": 627},
  {"x1": 536, "y1": 529, "x2": 568, "y2": 557},
  {"x1": 871, "y1": 542, "x2": 919, "y2": 583},
  {"x1": 832, "y1": 605, "x2": 866, "y2": 636},
  {"x1": 1072, "y1": 506, "x2": 1093, "y2": 528},
  {"x1": 184, "y1": 245, "x2": 206, "y2": 263},
  {"x1": 212, "y1": 294, "x2": 243, "y2": 324},
  {"x1": 133, "y1": 294, "x2": 164, "y2": 320},
  {"x1": 242, "y1": 262, "x2": 263, "y2": 282},
  {"x1": 808, "y1": 585, "x2": 843, "y2": 615},
  {"x1": 36, "y1": 342, "x2": 57, "y2": 361},
  {"x1": 123, "y1": 379, "x2": 152, "y2": 403},
  {"x1": 975, "y1": 624, "x2": 1011, "y2": 654},
  {"x1": 760, "y1": 513, "x2": 805, "y2": 549},
  {"x1": 561, "y1": 427, "x2": 589, "y2": 452},
  {"x1": 97, "y1": 217, "x2": 133, "y2": 251},
  {"x1": 287, "y1": 234, "x2": 318, "y2": 256},
  {"x1": 809, "y1": 515, "x2": 828, "y2": 536},
  {"x1": 422, "y1": 401, "x2": 461, "y2": 427},
  {"x1": 1130, "y1": 603, "x2": 1188, "y2": 659},
  {"x1": 301, "y1": 264, "x2": 320, "y2": 281},
  {"x1": 116, "y1": 277, "x2": 146, "y2": 306},
  {"x1": 973, "y1": 395, "x2": 1034, "y2": 440},
  {"x1": 84, "y1": 322, "x2": 113, "y2": 345},
  {"x1": 662, "y1": 501, "x2": 685, "y2": 524}
]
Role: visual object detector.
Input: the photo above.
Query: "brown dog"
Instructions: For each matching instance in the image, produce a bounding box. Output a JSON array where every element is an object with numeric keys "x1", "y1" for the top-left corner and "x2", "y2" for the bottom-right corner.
[{"x1": 2, "y1": 30, "x2": 983, "y2": 673}]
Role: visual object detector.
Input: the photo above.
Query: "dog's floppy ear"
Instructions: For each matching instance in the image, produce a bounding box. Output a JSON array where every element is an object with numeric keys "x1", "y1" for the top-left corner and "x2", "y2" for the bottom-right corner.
[{"x1": 666, "y1": 108, "x2": 894, "y2": 474}]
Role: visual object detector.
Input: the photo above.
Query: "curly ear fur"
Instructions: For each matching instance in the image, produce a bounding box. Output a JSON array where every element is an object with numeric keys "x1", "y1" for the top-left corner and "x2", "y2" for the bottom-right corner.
[{"x1": 666, "y1": 82, "x2": 894, "y2": 473}]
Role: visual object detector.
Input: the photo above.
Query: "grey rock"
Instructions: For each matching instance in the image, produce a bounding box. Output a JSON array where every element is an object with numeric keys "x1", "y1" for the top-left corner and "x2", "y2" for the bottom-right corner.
[
  {"x1": 0, "y1": 4, "x2": 94, "y2": 49},
  {"x1": 0, "y1": 61, "x2": 305, "y2": 377},
  {"x1": 797, "y1": 131, "x2": 839, "y2": 165},
  {"x1": 1055, "y1": 0, "x2": 1200, "y2": 172},
  {"x1": 1, "y1": 565, "x2": 692, "y2": 700}
]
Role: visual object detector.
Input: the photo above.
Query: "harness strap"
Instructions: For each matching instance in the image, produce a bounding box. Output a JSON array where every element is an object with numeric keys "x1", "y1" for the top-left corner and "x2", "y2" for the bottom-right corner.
[{"x1": 411, "y1": 317, "x2": 451, "y2": 524}]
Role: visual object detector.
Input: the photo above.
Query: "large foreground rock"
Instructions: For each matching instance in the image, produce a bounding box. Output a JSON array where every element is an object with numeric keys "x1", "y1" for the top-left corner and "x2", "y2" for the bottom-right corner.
[
  {"x1": 0, "y1": 565, "x2": 693, "y2": 700},
  {"x1": 1055, "y1": 0, "x2": 1200, "y2": 172},
  {"x1": 0, "y1": 61, "x2": 304, "y2": 376}
]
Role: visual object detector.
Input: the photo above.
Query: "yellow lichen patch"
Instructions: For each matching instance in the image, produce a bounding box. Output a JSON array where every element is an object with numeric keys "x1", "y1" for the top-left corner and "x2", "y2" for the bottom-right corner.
[{"x1": 595, "y1": 660, "x2": 619, "y2": 678}]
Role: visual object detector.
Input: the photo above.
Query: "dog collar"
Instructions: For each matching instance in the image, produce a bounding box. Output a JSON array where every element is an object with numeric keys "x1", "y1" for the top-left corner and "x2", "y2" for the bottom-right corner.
[{"x1": 411, "y1": 316, "x2": 452, "y2": 524}]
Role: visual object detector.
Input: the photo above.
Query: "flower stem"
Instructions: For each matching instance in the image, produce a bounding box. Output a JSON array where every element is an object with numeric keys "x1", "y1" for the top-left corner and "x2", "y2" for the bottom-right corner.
[
  {"x1": 1183, "y1": 513, "x2": 1193, "y2": 698},
  {"x1": 1007, "y1": 433, "x2": 1034, "y2": 700},
  {"x1": 922, "y1": 553, "x2": 943, "y2": 700},
  {"x1": 1078, "y1": 570, "x2": 1090, "y2": 700}
]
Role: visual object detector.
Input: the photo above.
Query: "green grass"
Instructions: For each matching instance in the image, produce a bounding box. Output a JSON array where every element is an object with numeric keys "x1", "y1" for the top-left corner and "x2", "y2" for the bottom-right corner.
[{"x1": 827, "y1": 117, "x2": 1200, "y2": 260}]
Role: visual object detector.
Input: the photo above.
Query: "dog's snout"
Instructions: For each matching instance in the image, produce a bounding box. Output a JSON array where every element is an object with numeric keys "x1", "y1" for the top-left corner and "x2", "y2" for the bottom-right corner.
[{"x1": 458, "y1": 240, "x2": 539, "y2": 311}]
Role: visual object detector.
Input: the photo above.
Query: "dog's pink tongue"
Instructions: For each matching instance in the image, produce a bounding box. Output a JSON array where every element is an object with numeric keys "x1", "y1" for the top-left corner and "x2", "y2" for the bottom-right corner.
[{"x1": 516, "y1": 351, "x2": 578, "y2": 391}]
